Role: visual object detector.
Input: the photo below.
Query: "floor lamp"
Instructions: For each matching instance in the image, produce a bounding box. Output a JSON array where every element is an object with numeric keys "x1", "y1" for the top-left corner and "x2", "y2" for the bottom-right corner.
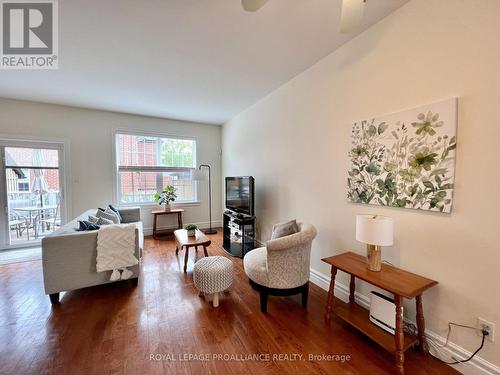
[{"x1": 192, "y1": 164, "x2": 217, "y2": 234}]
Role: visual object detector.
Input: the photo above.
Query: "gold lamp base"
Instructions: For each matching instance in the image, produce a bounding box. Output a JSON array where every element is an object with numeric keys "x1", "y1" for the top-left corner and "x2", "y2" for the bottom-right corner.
[{"x1": 366, "y1": 244, "x2": 382, "y2": 272}]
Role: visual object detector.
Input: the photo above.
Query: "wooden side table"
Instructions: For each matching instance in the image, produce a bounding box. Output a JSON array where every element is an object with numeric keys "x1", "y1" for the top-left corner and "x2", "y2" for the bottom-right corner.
[
  {"x1": 152, "y1": 208, "x2": 184, "y2": 239},
  {"x1": 322, "y1": 252, "x2": 438, "y2": 375},
  {"x1": 174, "y1": 229, "x2": 211, "y2": 273}
]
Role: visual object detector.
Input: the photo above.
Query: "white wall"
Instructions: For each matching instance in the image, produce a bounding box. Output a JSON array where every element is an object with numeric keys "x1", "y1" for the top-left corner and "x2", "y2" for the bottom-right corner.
[
  {"x1": 223, "y1": 0, "x2": 500, "y2": 368},
  {"x1": 0, "y1": 98, "x2": 222, "y2": 235}
]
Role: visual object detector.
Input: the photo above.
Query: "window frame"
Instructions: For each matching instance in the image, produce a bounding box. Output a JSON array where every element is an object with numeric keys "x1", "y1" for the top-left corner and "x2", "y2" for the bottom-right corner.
[{"x1": 113, "y1": 130, "x2": 199, "y2": 207}]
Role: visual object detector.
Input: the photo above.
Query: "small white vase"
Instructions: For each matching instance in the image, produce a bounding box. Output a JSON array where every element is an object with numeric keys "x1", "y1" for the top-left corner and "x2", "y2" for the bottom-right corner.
[
  {"x1": 164, "y1": 204, "x2": 171, "y2": 211},
  {"x1": 187, "y1": 229, "x2": 196, "y2": 237}
]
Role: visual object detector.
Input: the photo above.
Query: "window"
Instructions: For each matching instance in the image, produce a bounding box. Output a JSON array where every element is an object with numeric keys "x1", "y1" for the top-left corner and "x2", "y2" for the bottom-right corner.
[{"x1": 115, "y1": 133, "x2": 197, "y2": 205}]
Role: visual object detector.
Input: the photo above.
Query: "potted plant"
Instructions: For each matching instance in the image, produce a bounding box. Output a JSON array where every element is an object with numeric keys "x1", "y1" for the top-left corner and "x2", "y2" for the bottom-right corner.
[
  {"x1": 154, "y1": 185, "x2": 177, "y2": 211},
  {"x1": 186, "y1": 224, "x2": 198, "y2": 237}
]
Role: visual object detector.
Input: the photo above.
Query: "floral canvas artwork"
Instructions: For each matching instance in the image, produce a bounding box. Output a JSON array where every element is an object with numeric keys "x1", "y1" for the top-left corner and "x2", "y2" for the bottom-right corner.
[{"x1": 347, "y1": 98, "x2": 458, "y2": 213}]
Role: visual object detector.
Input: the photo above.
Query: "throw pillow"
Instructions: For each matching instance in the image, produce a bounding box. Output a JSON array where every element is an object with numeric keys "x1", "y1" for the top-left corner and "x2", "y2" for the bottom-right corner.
[
  {"x1": 108, "y1": 205, "x2": 122, "y2": 223},
  {"x1": 88, "y1": 215, "x2": 99, "y2": 223},
  {"x1": 271, "y1": 219, "x2": 299, "y2": 240},
  {"x1": 96, "y1": 217, "x2": 114, "y2": 226},
  {"x1": 77, "y1": 220, "x2": 100, "y2": 231},
  {"x1": 96, "y1": 209, "x2": 120, "y2": 224},
  {"x1": 105, "y1": 207, "x2": 120, "y2": 222}
]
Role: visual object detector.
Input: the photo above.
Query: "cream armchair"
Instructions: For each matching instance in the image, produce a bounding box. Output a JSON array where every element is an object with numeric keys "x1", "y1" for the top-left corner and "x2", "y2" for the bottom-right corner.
[{"x1": 243, "y1": 222, "x2": 317, "y2": 313}]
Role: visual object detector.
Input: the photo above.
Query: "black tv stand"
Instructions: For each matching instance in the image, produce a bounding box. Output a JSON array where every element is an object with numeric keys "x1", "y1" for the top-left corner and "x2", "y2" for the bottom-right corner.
[{"x1": 223, "y1": 211, "x2": 256, "y2": 258}]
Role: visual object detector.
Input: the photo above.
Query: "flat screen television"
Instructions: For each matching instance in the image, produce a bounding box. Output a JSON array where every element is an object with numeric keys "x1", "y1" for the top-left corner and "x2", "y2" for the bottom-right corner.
[{"x1": 225, "y1": 176, "x2": 254, "y2": 216}]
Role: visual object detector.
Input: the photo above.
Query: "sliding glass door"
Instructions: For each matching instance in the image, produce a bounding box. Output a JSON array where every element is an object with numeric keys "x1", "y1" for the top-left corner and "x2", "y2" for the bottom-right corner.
[{"x1": 0, "y1": 141, "x2": 66, "y2": 249}]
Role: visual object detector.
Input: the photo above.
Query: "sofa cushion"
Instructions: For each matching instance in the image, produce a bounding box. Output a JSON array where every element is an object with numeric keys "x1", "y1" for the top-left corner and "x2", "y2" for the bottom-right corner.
[
  {"x1": 271, "y1": 219, "x2": 299, "y2": 239},
  {"x1": 117, "y1": 207, "x2": 141, "y2": 224}
]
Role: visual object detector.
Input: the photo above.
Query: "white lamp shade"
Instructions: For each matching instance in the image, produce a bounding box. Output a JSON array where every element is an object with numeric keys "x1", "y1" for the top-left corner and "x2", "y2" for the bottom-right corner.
[
  {"x1": 356, "y1": 215, "x2": 394, "y2": 246},
  {"x1": 191, "y1": 169, "x2": 206, "y2": 181}
]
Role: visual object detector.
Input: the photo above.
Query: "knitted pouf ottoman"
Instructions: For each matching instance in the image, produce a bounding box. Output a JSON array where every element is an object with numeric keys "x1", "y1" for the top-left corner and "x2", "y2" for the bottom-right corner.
[{"x1": 193, "y1": 256, "x2": 234, "y2": 307}]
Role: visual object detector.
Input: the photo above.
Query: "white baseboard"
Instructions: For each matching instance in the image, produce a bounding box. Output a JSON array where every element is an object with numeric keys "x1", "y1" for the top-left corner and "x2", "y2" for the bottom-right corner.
[
  {"x1": 143, "y1": 220, "x2": 222, "y2": 236},
  {"x1": 309, "y1": 268, "x2": 500, "y2": 375}
]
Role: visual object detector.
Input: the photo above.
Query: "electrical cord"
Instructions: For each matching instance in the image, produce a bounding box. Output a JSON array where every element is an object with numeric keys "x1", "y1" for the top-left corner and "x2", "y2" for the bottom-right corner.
[
  {"x1": 443, "y1": 332, "x2": 486, "y2": 365},
  {"x1": 404, "y1": 321, "x2": 489, "y2": 365},
  {"x1": 430, "y1": 322, "x2": 480, "y2": 349}
]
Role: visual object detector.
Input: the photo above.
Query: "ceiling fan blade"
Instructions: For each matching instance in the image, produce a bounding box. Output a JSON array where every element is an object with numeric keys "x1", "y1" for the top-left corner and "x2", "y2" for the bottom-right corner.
[
  {"x1": 340, "y1": 0, "x2": 366, "y2": 33},
  {"x1": 241, "y1": 0, "x2": 269, "y2": 12}
]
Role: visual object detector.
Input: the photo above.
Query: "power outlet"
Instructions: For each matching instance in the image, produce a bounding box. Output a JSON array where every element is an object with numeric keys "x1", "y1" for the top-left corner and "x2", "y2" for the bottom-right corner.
[{"x1": 477, "y1": 317, "x2": 495, "y2": 343}]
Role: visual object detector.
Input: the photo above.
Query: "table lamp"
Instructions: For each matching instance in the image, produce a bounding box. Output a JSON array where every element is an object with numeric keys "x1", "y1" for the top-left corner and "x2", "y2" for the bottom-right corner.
[{"x1": 355, "y1": 215, "x2": 394, "y2": 272}]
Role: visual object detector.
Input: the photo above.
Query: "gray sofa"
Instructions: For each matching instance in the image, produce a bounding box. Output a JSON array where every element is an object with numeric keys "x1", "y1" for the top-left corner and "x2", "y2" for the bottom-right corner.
[{"x1": 42, "y1": 207, "x2": 144, "y2": 304}]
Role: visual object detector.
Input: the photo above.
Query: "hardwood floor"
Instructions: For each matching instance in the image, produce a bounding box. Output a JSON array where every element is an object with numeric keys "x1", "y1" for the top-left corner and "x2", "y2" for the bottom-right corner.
[{"x1": 0, "y1": 232, "x2": 459, "y2": 375}]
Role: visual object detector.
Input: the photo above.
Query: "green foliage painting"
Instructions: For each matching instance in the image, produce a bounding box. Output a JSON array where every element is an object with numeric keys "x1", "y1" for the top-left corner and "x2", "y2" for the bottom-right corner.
[{"x1": 347, "y1": 98, "x2": 457, "y2": 213}]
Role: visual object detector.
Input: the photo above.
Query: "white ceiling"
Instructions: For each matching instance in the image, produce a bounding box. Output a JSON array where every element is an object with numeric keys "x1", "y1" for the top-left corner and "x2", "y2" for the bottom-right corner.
[{"x1": 0, "y1": 0, "x2": 409, "y2": 125}]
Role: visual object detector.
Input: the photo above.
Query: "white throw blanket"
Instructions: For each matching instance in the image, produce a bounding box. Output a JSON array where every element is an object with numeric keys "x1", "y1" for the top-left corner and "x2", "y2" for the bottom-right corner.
[{"x1": 96, "y1": 224, "x2": 139, "y2": 281}]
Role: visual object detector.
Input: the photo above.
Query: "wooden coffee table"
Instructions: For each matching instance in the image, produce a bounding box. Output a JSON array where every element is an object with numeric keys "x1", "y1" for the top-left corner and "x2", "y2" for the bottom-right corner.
[{"x1": 174, "y1": 229, "x2": 211, "y2": 273}]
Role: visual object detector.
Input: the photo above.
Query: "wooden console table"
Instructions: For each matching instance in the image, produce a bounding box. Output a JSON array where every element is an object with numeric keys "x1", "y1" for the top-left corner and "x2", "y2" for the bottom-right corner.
[
  {"x1": 322, "y1": 252, "x2": 438, "y2": 375},
  {"x1": 152, "y1": 208, "x2": 184, "y2": 239}
]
